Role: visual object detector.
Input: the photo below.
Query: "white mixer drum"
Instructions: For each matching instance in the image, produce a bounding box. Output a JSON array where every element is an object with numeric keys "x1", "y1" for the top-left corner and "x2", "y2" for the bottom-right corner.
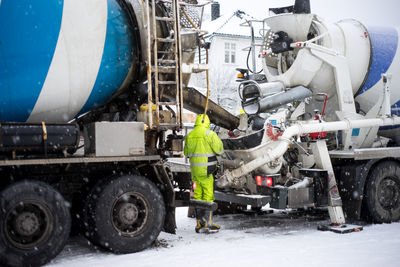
[{"x1": 261, "y1": 13, "x2": 400, "y2": 142}]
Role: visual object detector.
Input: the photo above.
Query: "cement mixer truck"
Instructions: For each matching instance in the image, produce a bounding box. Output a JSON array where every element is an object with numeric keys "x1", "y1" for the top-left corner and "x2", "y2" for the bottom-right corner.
[
  {"x1": 0, "y1": 0, "x2": 240, "y2": 266},
  {"x1": 211, "y1": 0, "x2": 400, "y2": 232}
]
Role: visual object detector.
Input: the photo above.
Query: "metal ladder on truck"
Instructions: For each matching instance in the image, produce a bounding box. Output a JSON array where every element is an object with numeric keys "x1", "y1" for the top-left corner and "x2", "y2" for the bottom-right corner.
[{"x1": 143, "y1": 0, "x2": 184, "y2": 131}]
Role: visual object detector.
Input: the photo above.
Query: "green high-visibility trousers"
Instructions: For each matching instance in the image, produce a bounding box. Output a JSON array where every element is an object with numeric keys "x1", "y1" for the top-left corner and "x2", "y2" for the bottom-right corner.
[{"x1": 193, "y1": 174, "x2": 214, "y2": 202}]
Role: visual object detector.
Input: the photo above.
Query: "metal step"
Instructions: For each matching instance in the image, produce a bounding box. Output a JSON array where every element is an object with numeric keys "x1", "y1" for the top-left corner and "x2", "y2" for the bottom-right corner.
[
  {"x1": 158, "y1": 101, "x2": 177, "y2": 105},
  {"x1": 158, "y1": 59, "x2": 176, "y2": 64},
  {"x1": 214, "y1": 191, "x2": 271, "y2": 207},
  {"x1": 157, "y1": 37, "x2": 176, "y2": 43},
  {"x1": 155, "y1": 16, "x2": 175, "y2": 22},
  {"x1": 158, "y1": 80, "x2": 177, "y2": 85},
  {"x1": 158, "y1": 50, "x2": 175, "y2": 54},
  {"x1": 154, "y1": 66, "x2": 176, "y2": 73}
]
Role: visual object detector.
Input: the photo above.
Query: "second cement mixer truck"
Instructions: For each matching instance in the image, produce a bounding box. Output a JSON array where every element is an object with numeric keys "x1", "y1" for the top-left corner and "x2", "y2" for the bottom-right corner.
[{"x1": 211, "y1": 0, "x2": 400, "y2": 233}]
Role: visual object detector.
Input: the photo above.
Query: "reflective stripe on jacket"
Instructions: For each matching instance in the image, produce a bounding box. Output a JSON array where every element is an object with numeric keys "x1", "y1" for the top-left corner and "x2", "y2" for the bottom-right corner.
[{"x1": 184, "y1": 114, "x2": 224, "y2": 178}]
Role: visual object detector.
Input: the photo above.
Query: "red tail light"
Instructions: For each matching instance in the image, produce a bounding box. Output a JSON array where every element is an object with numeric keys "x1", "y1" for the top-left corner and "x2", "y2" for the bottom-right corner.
[
  {"x1": 256, "y1": 175, "x2": 262, "y2": 186},
  {"x1": 255, "y1": 175, "x2": 278, "y2": 187},
  {"x1": 192, "y1": 181, "x2": 197, "y2": 190},
  {"x1": 266, "y1": 177, "x2": 273, "y2": 187}
]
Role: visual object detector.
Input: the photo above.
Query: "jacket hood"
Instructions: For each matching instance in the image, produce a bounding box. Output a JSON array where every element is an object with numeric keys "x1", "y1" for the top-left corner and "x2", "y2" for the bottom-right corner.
[{"x1": 195, "y1": 114, "x2": 210, "y2": 129}]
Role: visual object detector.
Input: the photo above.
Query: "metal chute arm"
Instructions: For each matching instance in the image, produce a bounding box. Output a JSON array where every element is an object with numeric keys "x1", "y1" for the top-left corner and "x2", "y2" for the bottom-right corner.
[{"x1": 223, "y1": 116, "x2": 400, "y2": 181}]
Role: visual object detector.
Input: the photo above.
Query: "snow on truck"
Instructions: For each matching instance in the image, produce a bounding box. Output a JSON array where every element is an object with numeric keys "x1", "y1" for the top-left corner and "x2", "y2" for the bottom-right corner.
[{"x1": 0, "y1": 0, "x2": 400, "y2": 266}]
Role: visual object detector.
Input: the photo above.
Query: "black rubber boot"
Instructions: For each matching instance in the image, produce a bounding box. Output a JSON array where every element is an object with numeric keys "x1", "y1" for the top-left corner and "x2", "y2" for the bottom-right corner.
[
  {"x1": 195, "y1": 208, "x2": 220, "y2": 234},
  {"x1": 194, "y1": 208, "x2": 206, "y2": 233},
  {"x1": 205, "y1": 211, "x2": 220, "y2": 233}
]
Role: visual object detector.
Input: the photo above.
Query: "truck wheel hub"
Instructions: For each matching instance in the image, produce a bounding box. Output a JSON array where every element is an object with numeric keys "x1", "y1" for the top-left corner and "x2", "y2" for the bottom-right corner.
[
  {"x1": 118, "y1": 203, "x2": 139, "y2": 225},
  {"x1": 112, "y1": 192, "x2": 149, "y2": 236},
  {"x1": 5, "y1": 202, "x2": 53, "y2": 249},
  {"x1": 15, "y1": 212, "x2": 40, "y2": 236},
  {"x1": 378, "y1": 178, "x2": 400, "y2": 209}
]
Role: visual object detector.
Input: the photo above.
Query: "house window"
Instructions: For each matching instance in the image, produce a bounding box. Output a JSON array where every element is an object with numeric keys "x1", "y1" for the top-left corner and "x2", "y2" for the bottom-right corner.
[{"x1": 224, "y1": 42, "x2": 236, "y2": 64}]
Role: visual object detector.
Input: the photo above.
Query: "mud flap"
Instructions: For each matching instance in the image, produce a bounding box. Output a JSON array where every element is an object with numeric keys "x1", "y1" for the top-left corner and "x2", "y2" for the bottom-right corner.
[
  {"x1": 163, "y1": 207, "x2": 177, "y2": 234},
  {"x1": 153, "y1": 163, "x2": 177, "y2": 234}
]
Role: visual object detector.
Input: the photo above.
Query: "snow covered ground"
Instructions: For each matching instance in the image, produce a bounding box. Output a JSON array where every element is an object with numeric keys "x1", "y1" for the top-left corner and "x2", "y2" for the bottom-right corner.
[{"x1": 48, "y1": 207, "x2": 400, "y2": 267}]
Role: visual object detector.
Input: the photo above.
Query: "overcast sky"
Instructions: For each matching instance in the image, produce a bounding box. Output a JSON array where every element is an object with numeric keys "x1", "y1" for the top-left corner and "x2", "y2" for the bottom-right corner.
[{"x1": 207, "y1": 0, "x2": 399, "y2": 26}]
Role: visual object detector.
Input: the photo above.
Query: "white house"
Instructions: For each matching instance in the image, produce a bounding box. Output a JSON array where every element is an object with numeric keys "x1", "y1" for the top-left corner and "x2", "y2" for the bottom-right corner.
[{"x1": 189, "y1": 9, "x2": 264, "y2": 114}]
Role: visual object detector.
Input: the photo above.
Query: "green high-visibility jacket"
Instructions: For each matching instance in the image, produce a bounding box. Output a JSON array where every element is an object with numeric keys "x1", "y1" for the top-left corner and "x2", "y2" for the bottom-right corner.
[{"x1": 184, "y1": 114, "x2": 224, "y2": 178}]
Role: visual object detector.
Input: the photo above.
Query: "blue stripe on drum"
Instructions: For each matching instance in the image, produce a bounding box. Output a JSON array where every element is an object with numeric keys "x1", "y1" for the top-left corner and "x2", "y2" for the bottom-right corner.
[
  {"x1": 356, "y1": 26, "x2": 398, "y2": 96},
  {"x1": 79, "y1": 0, "x2": 133, "y2": 114},
  {"x1": 0, "y1": 0, "x2": 64, "y2": 121},
  {"x1": 380, "y1": 125, "x2": 400, "y2": 130}
]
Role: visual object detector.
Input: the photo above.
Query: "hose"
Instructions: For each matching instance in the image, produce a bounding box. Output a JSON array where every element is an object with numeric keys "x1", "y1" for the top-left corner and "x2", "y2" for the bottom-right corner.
[
  {"x1": 246, "y1": 46, "x2": 263, "y2": 74},
  {"x1": 224, "y1": 116, "x2": 400, "y2": 181}
]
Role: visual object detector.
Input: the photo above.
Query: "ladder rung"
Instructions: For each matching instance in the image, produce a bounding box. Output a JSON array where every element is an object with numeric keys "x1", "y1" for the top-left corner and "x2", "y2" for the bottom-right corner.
[
  {"x1": 158, "y1": 101, "x2": 177, "y2": 105},
  {"x1": 153, "y1": 66, "x2": 176, "y2": 73},
  {"x1": 155, "y1": 16, "x2": 175, "y2": 22},
  {"x1": 158, "y1": 59, "x2": 176, "y2": 64},
  {"x1": 158, "y1": 50, "x2": 175, "y2": 54},
  {"x1": 158, "y1": 81, "x2": 177, "y2": 85},
  {"x1": 157, "y1": 38, "x2": 175, "y2": 43}
]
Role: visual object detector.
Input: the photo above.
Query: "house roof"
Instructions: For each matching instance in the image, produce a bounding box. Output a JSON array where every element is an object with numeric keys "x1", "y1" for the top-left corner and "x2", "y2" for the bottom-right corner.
[{"x1": 202, "y1": 10, "x2": 265, "y2": 39}]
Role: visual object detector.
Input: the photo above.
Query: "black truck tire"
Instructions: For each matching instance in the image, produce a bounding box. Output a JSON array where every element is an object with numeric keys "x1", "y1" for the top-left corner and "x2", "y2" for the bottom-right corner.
[
  {"x1": 83, "y1": 175, "x2": 165, "y2": 253},
  {"x1": 365, "y1": 161, "x2": 400, "y2": 223},
  {"x1": 0, "y1": 180, "x2": 71, "y2": 267}
]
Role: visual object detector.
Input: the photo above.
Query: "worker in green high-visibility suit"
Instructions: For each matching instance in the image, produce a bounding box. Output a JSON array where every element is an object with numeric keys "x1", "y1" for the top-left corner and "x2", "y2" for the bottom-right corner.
[{"x1": 184, "y1": 114, "x2": 224, "y2": 233}]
